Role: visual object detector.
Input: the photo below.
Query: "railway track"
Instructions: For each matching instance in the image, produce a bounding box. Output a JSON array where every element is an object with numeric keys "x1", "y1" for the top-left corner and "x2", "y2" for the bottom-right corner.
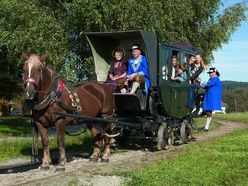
[{"x1": 0, "y1": 160, "x2": 41, "y2": 174}]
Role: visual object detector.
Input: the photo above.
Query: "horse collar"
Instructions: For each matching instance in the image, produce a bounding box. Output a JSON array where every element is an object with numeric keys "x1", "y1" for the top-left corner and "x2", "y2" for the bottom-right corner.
[{"x1": 32, "y1": 78, "x2": 64, "y2": 111}]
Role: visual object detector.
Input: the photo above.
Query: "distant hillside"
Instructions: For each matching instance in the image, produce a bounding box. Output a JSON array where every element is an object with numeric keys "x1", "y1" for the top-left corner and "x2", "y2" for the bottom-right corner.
[{"x1": 222, "y1": 81, "x2": 248, "y2": 90}]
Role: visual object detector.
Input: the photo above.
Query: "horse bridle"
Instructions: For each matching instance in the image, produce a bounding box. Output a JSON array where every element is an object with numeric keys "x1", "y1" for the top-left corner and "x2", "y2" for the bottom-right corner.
[{"x1": 24, "y1": 77, "x2": 39, "y2": 96}]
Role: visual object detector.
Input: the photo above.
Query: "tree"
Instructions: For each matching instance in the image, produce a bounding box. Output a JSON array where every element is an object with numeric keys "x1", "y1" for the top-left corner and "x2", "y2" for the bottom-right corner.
[
  {"x1": 0, "y1": 0, "x2": 247, "y2": 100},
  {"x1": 63, "y1": 0, "x2": 247, "y2": 63},
  {"x1": 0, "y1": 0, "x2": 68, "y2": 99}
]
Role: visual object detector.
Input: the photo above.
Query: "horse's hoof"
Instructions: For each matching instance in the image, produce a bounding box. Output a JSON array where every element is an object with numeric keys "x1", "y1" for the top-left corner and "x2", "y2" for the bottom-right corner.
[
  {"x1": 55, "y1": 165, "x2": 65, "y2": 172},
  {"x1": 40, "y1": 165, "x2": 50, "y2": 170},
  {"x1": 101, "y1": 158, "x2": 109, "y2": 163}
]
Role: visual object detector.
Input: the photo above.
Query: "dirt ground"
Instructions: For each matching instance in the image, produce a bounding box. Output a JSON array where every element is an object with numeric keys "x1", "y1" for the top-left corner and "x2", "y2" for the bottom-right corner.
[{"x1": 0, "y1": 119, "x2": 247, "y2": 186}]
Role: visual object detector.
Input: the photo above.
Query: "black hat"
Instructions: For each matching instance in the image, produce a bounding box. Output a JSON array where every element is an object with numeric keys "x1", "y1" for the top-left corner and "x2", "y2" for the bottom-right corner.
[
  {"x1": 112, "y1": 47, "x2": 125, "y2": 58},
  {"x1": 129, "y1": 44, "x2": 142, "y2": 52},
  {"x1": 207, "y1": 67, "x2": 220, "y2": 76}
]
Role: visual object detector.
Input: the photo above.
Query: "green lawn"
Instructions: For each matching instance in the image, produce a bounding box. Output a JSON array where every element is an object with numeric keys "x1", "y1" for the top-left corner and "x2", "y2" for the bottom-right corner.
[
  {"x1": 125, "y1": 124, "x2": 248, "y2": 186},
  {"x1": 0, "y1": 132, "x2": 93, "y2": 161},
  {"x1": 213, "y1": 112, "x2": 248, "y2": 124},
  {"x1": 0, "y1": 116, "x2": 32, "y2": 136},
  {"x1": 0, "y1": 116, "x2": 93, "y2": 161}
]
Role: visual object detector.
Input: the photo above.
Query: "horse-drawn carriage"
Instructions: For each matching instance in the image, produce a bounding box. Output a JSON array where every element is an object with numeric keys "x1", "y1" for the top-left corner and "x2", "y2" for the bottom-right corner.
[
  {"x1": 85, "y1": 30, "x2": 197, "y2": 149},
  {"x1": 21, "y1": 30, "x2": 199, "y2": 170}
]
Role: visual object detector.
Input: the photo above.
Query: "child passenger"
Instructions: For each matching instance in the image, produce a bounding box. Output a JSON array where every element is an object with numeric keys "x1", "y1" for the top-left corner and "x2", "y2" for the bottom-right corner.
[{"x1": 172, "y1": 65, "x2": 187, "y2": 82}]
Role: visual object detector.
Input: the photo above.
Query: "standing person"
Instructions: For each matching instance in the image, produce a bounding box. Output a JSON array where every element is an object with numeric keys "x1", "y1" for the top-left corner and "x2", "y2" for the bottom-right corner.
[
  {"x1": 198, "y1": 67, "x2": 222, "y2": 131},
  {"x1": 106, "y1": 48, "x2": 127, "y2": 93},
  {"x1": 190, "y1": 53, "x2": 206, "y2": 84},
  {"x1": 126, "y1": 44, "x2": 150, "y2": 94}
]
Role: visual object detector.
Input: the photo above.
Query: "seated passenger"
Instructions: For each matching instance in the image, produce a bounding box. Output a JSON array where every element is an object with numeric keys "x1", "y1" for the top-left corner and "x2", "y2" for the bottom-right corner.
[
  {"x1": 190, "y1": 53, "x2": 205, "y2": 84},
  {"x1": 187, "y1": 55, "x2": 196, "y2": 75},
  {"x1": 125, "y1": 44, "x2": 150, "y2": 94},
  {"x1": 170, "y1": 56, "x2": 179, "y2": 80},
  {"x1": 172, "y1": 65, "x2": 187, "y2": 82},
  {"x1": 105, "y1": 48, "x2": 127, "y2": 93}
]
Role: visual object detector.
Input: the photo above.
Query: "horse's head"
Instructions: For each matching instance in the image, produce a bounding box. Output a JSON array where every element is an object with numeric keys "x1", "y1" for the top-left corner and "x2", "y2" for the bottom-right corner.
[{"x1": 22, "y1": 53, "x2": 47, "y2": 100}]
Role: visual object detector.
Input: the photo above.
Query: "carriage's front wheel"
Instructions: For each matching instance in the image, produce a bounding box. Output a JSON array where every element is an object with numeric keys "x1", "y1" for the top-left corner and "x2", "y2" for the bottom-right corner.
[{"x1": 157, "y1": 122, "x2": 169, "y2": 150}]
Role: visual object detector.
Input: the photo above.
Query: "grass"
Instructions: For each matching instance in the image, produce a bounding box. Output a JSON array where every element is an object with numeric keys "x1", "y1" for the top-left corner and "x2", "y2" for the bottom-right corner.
[
  {"x1": 0, "y1": 132, "x2": 93, "y2": 161},
  {"x1": 213, "y1": 112, "x2": 248, "y2": 124},
  {"x1": 125, "y1": 130, "x2": 248, "y2": 186},
  {"x1": 0, "y1": 116, "x2": 93, "y2": 162},
  {"x1": 0, "y1": 116, "x2": 32, "y2": 136}
]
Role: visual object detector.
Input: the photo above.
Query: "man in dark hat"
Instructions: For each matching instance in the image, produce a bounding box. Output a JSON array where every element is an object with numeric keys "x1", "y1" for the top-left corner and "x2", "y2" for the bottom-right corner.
[
  {"x1": 198, "y1": 67, "x2": 222, "y2": 131},
  {"x1": 125, "y1": 44, "x2": 150, "y2": 94}
]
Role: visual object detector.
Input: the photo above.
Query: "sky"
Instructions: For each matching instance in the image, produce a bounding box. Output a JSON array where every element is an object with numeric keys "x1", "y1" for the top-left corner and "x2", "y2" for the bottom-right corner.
[{"x1": 201, "y1": 0, "x2": 248, "y2": 82}]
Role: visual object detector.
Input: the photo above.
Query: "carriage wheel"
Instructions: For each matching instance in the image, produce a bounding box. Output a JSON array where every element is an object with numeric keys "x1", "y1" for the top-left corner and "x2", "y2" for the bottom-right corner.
[
  {"x1": 180, "y1": 119, "x2": 192, "y2": 144},
  {"x1": 157, "y1": 122, "x2": 169, "y2": 150}
]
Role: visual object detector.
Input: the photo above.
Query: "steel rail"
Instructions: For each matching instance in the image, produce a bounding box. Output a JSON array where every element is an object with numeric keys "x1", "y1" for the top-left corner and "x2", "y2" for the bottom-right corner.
[{"x1": 0, "y1": 160, "x2": 42, "y2": 174}]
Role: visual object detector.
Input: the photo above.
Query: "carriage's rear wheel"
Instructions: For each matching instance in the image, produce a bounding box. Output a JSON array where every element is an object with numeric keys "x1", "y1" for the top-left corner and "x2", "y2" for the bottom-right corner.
[
  {"x1": 180, "y1": 119, "x2": 192, "y2": 143},
  {"x1": 157, "y1": 122, "x2": 169, "y2": 150}
]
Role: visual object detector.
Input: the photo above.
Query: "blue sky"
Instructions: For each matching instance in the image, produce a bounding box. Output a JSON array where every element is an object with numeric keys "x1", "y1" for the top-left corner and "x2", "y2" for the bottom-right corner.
[{"x1": 201, "y1": 0, "x2": 248, "y2": 82}]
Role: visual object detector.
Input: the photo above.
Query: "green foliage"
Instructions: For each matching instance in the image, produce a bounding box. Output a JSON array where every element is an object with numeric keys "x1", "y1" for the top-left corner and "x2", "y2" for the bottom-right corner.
[
  {"x1": 0, "y1": 0, "x2": 247, "y2": 99},
  {"x1": 222, "y1": 81, "x2": 248, "y2": 90},
  {"x1": 125, "y1": 130, "x2": 248, "y2": 186},
  {"x1": 222, "y1": 88, "x2": 248, "y2": 112}
]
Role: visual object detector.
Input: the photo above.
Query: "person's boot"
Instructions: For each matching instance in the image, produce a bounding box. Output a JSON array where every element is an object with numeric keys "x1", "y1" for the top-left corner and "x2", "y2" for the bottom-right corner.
[
  {"x1": 204, "y1": 117, "x2": 212, "y2": 131},
  {"x1": 120, "y1": 88, "x2": 127, "y2": 93},
  {"x1": 130, "y1": 82, "x2": 140, "y2": 94}
]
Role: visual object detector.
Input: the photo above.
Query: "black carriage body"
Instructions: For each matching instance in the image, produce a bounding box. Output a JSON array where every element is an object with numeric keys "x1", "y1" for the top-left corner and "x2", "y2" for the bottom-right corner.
[
  {"x1": 85, "y1": 31, "x2": 197, "y2": 145},
  {"x1": 85, "y1": 31, "x2": 196, "y2": 118}
]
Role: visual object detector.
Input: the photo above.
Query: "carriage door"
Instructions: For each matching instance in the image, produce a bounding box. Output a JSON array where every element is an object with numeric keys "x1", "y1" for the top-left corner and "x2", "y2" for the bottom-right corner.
[
  {"x1": 158, "y1": 46, "x2": 172, "y2": 114},
  {"x1": 168, "y1": 51, "x2": 191, "y2": 118}
]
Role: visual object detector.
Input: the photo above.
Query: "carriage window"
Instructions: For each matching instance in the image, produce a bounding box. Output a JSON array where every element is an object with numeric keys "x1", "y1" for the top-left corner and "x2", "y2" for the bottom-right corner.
[{"x1": 159, "y1": 47, "x2": 171, "y2": 80}]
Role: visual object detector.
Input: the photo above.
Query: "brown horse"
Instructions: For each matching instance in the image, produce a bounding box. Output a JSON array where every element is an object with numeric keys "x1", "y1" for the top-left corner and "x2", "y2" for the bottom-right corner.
[{"x1": 22, "y1": 53, "x2": 115, "y2": 170}]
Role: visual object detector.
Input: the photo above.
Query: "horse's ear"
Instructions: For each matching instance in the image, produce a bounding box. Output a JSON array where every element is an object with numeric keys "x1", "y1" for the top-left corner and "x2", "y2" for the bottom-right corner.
[
  {"x1": 39, "y1": 54, "x2": 47, "y2": 63},
  {"x1": 21, "y1": 52, "x2": 29, "y2": 61}
]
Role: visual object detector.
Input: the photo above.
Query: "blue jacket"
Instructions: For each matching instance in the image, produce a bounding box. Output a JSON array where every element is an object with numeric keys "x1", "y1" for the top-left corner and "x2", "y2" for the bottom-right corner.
[
  {"x1": 127, "y1": 55, "x2": 150, "y2": 92},
  {"x1": 202, "y1": 76, "x2": 222, "y2": 111}
]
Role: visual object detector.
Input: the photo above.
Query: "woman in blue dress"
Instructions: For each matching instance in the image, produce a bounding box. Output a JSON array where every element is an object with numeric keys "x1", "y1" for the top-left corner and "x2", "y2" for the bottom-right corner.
[{"x1": 198, "y1": 67, "x2": 222, "y2": 131}]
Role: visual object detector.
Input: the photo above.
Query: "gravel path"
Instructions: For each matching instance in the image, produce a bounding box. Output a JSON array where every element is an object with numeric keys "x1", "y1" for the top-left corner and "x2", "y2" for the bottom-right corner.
[{"x1": 0, "y1": 119, "x2": 247, "y2": 186}]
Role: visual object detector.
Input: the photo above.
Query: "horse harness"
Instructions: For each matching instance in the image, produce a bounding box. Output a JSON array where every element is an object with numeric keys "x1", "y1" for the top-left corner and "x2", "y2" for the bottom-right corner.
[{"x1": 26, "y1": 76, "x2": 82, "y2": 114}]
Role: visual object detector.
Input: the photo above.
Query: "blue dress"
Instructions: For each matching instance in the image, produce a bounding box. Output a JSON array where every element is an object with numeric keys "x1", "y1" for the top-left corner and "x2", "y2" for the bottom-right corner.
[
  {"x1": 127, "y1": 55, "x2": 150, "y2": 93},
  {"x1": 202, "y1": 76, "x2": 222, "y2": 111}
]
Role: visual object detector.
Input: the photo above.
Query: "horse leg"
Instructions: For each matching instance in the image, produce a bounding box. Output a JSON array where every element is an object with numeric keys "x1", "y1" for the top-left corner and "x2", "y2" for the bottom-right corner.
[
  {"x1": 88, "y1": 124, "x2": 101, "y2": 162},
  {"x1": 55, "y1": 121, "x2": 66, "y2": 171},
  {"x1": 102, "y1": 123, "x2": 112, "y2": 162},
  {"x1": 36, "y1": 122, "x2": 50, "y2": 169}
]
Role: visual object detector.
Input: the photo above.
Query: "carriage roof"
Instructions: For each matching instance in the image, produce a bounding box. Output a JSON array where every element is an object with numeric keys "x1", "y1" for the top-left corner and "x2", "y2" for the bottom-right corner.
[{"x1": 85, "y1": 30, "x2": 158, "y2": 86}]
